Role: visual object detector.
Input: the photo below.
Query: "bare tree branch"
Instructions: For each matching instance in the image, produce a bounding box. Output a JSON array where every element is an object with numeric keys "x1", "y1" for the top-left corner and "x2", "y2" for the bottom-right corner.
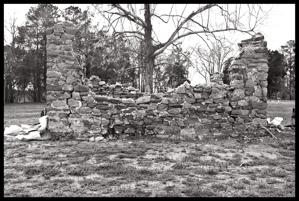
[
  {"x1": 153, "y1": 4, "x2": 217, "y2": 56},
  {"x1": 151, "y1": 4, "x2": 174, "y2": 23},
  {"x1": 112, "y1": 4, "x2": 146, "y2": 27}
]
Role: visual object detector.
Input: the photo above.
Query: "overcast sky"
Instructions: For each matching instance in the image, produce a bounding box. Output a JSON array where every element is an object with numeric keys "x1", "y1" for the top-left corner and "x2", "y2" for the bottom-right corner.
[{"x1": 4, "y1": 4, "x2": 295, "y2": 85}]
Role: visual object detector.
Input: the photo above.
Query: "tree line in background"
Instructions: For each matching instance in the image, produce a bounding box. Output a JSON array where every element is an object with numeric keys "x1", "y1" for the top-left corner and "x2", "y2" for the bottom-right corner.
[
  {"x1": 267, "y1": 40, "x2": 295, "y2": 100},
  {"x1": 4, "y1": 4, "x2": 295, "y2": 103},
  {"x1": 4, "y1": 4, "x2": 191, "y2": 103}
]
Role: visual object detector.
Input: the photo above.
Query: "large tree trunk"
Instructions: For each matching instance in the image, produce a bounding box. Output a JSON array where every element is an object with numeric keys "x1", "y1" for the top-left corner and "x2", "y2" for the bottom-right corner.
[
  {"x1": 85, "y1": 54, "x2": 91, "y2": 78},
  {"x1": 8, "y1": 81, "x2": 14, "y2": 103},
  {"x1": 138, "y1": 41, "x2": 145, "y2": 91},
  {"x1": 144, "y1": 54, "x2": 154, "y2": 93},
  {"x1": 37, "y1": 71, "x2": 41, "y2": 103},
  {"x1": 144, "y1": 4, "x2": 154, "y2": 93},
  {"x1": 4, "y1": 78, "x2": 6, "y2": 103},
  {"x1": 23, "y1": 88, "x2": 26, "y2": 103},
  {"x1": 43, "y1": 34, "x2": 47, "y2": 102}
]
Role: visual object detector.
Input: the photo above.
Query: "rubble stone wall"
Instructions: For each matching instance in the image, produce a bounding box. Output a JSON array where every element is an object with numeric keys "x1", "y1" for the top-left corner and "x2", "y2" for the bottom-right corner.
[{"x1": 46, "y1": 21, "x2": 269, "y2": 140}]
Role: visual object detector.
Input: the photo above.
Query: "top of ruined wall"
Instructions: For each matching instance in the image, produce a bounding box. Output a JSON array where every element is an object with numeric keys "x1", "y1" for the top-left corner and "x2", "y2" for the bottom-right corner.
[
  {"x1": 227, "y1": 32, "x2": 268, "y2": 102},
  {"x1": 46, "y1": 21, "x2": 79, "y2": 36}
]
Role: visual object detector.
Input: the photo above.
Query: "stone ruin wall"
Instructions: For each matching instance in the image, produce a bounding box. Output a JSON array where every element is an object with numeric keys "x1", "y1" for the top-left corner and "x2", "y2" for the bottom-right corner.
[{"x1": 46, "y1": 21, "x2": 269, "y2": 141}]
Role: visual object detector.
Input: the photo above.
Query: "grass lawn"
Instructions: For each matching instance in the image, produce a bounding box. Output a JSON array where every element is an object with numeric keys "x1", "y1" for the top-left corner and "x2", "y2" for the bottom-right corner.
[
  {"x1": 267, "y1": 100, "x2": 295, "y2": 126},
  {"x1": 3, "y1": 101, "x2": 295, "y2": 197},
  {"x1": 4, "y1": 103, "x2": 46, "y2": 127}
]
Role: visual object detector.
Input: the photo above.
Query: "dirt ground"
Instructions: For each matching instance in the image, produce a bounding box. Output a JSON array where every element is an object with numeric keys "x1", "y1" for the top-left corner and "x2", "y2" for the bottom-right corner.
[{"x1": 4, "y1": 132, "x2": 295, "y2": 197}]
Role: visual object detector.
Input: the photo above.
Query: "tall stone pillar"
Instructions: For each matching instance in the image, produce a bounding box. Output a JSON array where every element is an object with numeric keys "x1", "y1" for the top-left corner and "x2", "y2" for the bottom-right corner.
[
  {"x1": 228, "y1": 33, "x2": 269, "y2": 125},
  {"x1": 46, "y1": 21, "x2": 87, "y2": 139}
]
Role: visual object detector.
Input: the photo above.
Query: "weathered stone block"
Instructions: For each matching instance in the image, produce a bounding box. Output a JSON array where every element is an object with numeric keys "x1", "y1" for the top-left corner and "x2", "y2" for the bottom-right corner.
[
  {"x1": 256, "y1": 58, "x2": 268, "y2": 63},
  {"x1": 182, "y1": 102, "x2": 192, "y2": 109},
  {"x1": 47, "y1": 71, "x2": 62, "y2": 78},
  {"x1": 48, "y1": 121, "x2": 73, "y2": 134},
  {"x1": 231, "y1": 110, "x2": 241, "y2": 116},
  {"x1": 150, "y1": 94, "x2": 162, "y2": 103},
  {"x1": 107, "y1": 97, "x2": 122, "y2": 104},
  {"x1": 262, "y1": 88, "x2": 267, "y2": 98},
  {"x1": 54, "y1": 24, "x2": 64, "y2": 32},
  {"x1": 78, "y1": 107, "x2": 92, "y2": 114},
  {"x1": 99, "y1": 81, "x2": 106, "y2": 86},
  {"x1": 237, "y1": 100, "x2": 249, "y2": 107},
  {"x1": 186, "y1": 97, "x2": 196, "y2": 104},
  {"x1": 212, "y1": 114, "x2": 222, "y2": 120},
  {"x1": 215, "y1": 106, "x2": 225, "y2": 113},
  {"x1": 156, "y1": 103, "x2": 167, "y2": 111},
  {"x1": 230, "y1": 89, "x2": 245, "y2": 101},
  {"x1": 245, "y1": 79, "x2": 255, "y2": 88},
  {"x1": 168, "y1": 108, "x2": 181, "y2": 115},
  {"x1": 62, "y1": 84, "x2": 73, "y2": 92},
  {"x1": 257, "y1": 72, "x2": 268, "y2": 81},
  {"x1": 79, "y1": 92, "x2": 89, "y2": 96},
  {"x1": 66, "y1": 75, "x2": 77, "y2": 84},
  {"x1": 74, "y1": 84, "x2": 89, "y2": 92},
  {"x1": 245, "y1": 87, "x2": 255, "y2": 96},
  {"x1": 47, "y1": 84, "x2": 62, "y2": 91},
  {"x1": 82, "y1": 95, "x2": 95, "y2": 104},
  {"x1": 63, "y1": 92, "x2": 72, "y2": 99},
  {"x1": 251, "y1": 100, "x2": 267, "y2": 110},
  {"x1": 240, "y1": 110, "x2": 249, "y2": 115},
  {"x1": 94, "y1": 95, "x2": 109, "y2": 102},
  {"x1": 46, "y1": 28, "x2": 54, "y2": 35},
  {"x1": 65, "y1": 39, "x2": 73, "y2": 45},
  {"x1": 72, "y1": 92, "x2": 81, "y2": 100},
  {"x1": 61, "y1": 33, "x2": 74, "y2": 40},
  {"x1": 194, "y1": 93, "x2": 201, "y2": 99},
  {"x1": 180, "y1": 127, "x2": 196, "y2": 139},
  {"x1": 205, "y1": 99, "x2": 213, "y2": 104},
  {"x1": 69, "y1": 118, "x2": 87, "y2": 133},
  {"x1": 65, "y1": 26, "x2": 77, "y2": 35},
  {"x1": 51, "y1": 100, "x2": 68, "y2": 110},
  {"x1": 252, "y1": 118, "x2": 267, "y2": 126},
  {"x1": 91, "y1": 108, "x2": 101, "y2": 116},
  {"x1": 224, "y1": 106, "x2": 232, "y2": 112},
  {"x1": 235, "y1": 117, "x2": 245, "y2": 124},
  {"x1": 210, "y1": 90, "x2": 227, "y2": 99},
  {"x1": 68, "y1": 99, "x2": 82, "y2": 108},
  {"x1": 230, "y1": 80, "x2": 244, "y2": 89},
  {"x1": 124, "y1": 127, "x2": 136, "y2": 134},
  {"x1": 176, "y1": 85, "x2": 186, "y2": 94},
  {"x1": 206, "y1": 107, "x2": 216, "y2": 113},
  {"x1": 136, "y1": 95, "x2": 151, "y2": 104},
  {"x1": 60, "y1": 45, "x2": 72, "y2": 51},
  {"x1": 257, "y1": 63, "x2": 269, "y2": 72},
  {"x1": 121, "y1": 98, "x2": 135, "y2": 104}
]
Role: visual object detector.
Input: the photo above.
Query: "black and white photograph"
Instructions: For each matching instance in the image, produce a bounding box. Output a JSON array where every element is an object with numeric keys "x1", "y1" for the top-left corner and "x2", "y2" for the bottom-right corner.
[{"x1": 4, "y1": 3, "x2": 295, "y2": 197}]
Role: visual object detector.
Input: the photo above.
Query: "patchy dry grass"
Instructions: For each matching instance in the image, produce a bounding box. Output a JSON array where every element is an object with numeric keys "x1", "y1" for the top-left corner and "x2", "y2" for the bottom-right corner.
[
  {"x1": 4, "y1": 102, "x2": 295, "y2": 197},
  {"x1": 4, "y1": 135, "x2": 295, "y2": 197},
  {"x1": 267, "y1": 100, "x2": 295, "y2": 125},
  {"x1": 4, "y1": 103, "x2": 45, "y2": 127}
]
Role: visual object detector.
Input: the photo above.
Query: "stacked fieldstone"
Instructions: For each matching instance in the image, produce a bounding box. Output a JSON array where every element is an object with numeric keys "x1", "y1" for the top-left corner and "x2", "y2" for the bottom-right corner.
[
  {"x1": 46, "y1": 21, "x2": 81, "y2": 139},
  {"x1": 46, "y1": 21, "x2": 269, "y2": 141},
  {"x1": 227, "y1": 33, "x2": 268, "y2": 127},
  {"x1": 86, "y1": 75, "x2": 142, "y2": 98}
]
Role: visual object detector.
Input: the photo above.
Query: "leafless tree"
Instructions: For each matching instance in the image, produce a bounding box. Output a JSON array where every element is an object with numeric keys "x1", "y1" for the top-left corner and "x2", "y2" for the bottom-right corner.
[
  {"x1": 4, "y1": 14, "x2": 18, "y2": 103},
  {"x1": 92, "y1": 4, "x2": 265, "y2": 93},
  {"x1": 5, "y1": 14, "x2": 18, "y2": 60},
  {"x1": 191, "y1": 36, "x2": 234, "y2": 84}
]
